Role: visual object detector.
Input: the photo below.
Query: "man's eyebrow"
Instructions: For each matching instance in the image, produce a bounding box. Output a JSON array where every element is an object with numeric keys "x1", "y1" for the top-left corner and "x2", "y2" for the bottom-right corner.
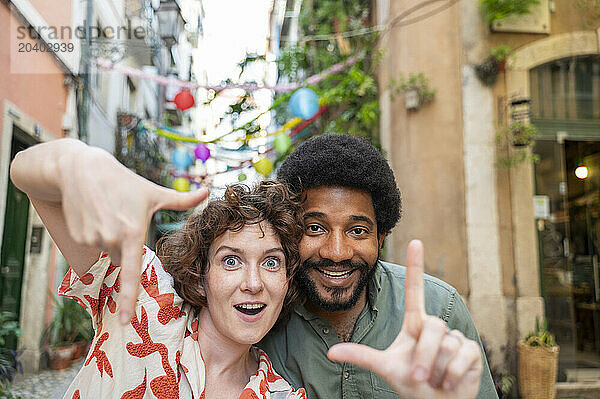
[
  {"x1": 303, "y1": 211, "x2": 327, "y2": 220},
  {"x1": 350, "y1": 215, "x2": 374, "y2": 227}
]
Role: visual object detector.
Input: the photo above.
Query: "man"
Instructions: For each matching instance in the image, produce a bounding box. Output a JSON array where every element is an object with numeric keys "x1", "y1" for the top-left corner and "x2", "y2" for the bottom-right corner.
[{"x1": 258, "y1": 134, "x2": 497, "y2": 398}]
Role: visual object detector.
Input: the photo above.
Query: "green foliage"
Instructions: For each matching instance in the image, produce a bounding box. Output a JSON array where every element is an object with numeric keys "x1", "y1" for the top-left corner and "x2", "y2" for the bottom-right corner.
[
  {"x1": 481, "y1": 338, "x2": 516, "y2": 398},
  {"x1": 524, "y1": 317, "x2": 557, "y2": 348},
  {"x1": 41, "y1": 296, "x2": 93, "y2": 348},
  {"x1": 489, "y1": 45, "x2": 511, "y2": 62},
  {"x1": 0, "y1": 313, "x2": 22, "y2": 395},
  {"x1": 575, "y1": 0, "x2": 600, "y2": 28},
  {"x1": 496, "y1": 121, "x2": 540, "y2": 168},
  {"x1": 388, "y1": 72, "x2": 435, "y2": 105},
  {"x1": 0, "y1": 314, "x2": 22, "y2": 349},
  {"x1": 479, "y1": 0, "x2": 540, "y2": 25},
  {"x1": 275, "y1": 0, "x2": 380, "y2": 147}
]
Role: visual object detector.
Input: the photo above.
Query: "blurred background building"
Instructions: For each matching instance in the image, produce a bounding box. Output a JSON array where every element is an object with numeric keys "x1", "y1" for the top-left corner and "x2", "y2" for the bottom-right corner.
[{"x1": 374, "y1": 0, "x2": 600, "y2": 393}]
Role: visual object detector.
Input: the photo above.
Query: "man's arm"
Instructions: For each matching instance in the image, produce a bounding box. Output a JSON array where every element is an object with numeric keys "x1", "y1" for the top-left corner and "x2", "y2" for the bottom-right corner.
[{"x1": 10, "y1": 138, "x2": 208, "y2": 323}]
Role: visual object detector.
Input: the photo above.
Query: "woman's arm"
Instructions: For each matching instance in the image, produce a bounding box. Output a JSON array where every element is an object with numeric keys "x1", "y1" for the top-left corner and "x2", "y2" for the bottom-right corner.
[{"x1": 10, "y1": 138, "x2": 208, "y2": 323}]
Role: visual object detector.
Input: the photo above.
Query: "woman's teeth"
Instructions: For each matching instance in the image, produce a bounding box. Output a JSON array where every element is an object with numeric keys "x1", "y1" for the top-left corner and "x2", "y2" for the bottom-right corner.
[
  {"x1": 318, "y1": 269, "x2": 353, "y2": 279},
  {"x1": 234, "y1": 304, "x2": 265, "y2": 315}
]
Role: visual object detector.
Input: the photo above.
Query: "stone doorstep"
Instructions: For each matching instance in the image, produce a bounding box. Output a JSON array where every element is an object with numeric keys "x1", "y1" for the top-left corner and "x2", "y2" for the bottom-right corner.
[{"x1": 556, "y1": 382, "x2": 600, "y2": 399}]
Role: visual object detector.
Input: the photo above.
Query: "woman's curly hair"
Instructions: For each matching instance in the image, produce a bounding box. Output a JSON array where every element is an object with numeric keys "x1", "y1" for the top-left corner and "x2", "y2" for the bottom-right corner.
[{"x1": 157, "y1": 180, "x2": 303, "y2": 325}]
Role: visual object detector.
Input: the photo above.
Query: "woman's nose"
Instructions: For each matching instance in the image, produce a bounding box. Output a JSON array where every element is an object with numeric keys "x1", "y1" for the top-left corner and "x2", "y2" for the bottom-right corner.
[{"x1": 240, "y1": 265, "x2": 264, "y2": 293}]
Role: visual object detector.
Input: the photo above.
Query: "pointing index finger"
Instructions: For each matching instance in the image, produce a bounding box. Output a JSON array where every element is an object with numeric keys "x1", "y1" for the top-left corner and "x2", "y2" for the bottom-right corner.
[
  {"x1": 118, "y1": 237, "x2": 144, "y2": 325},
  {"x1": 402, "y1": 239, "x2": 426, "y2": 337}
]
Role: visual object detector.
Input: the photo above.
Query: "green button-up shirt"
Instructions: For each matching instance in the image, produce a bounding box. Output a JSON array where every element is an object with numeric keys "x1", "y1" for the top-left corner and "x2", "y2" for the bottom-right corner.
[{"x1": 259, "y1": 261, "x2": 498, "y2": 399}]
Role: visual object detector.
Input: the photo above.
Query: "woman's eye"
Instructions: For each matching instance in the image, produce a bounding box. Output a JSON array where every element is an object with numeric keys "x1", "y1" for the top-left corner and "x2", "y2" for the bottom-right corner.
[
  {"x1": 263, "y1": 257, "x2": 281, "y2": 270},
  {"x1": 306, "y1": 224, "x2": 322, "y2": 233},
  {"x1": 223, "y1": 256, "x2": 240, "y2": 268}
]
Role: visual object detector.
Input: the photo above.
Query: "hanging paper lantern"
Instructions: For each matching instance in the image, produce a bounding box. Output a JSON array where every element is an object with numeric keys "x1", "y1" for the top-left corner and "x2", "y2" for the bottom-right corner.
[
  {"x1": 174, "y1": 90, "x2": 195, "y2": 111},
  {"x1": 194, "y1": 143, "x2": 211, "y2": 162},
  {"x1": 253, "y1": 158, "x2": 273, "y2": 176},
  {"x1": 273, "y1": 133, "x2": 291, "y2": 154},
  {"x1": 172, "y1": 147, "x2": 193, "y2": 169},
  {"x1": 289, "y1": 88, "x2": 319, "y2": 120},
  {"x1": 172, "y1": 177, "x2": 190, "y2": 192},
  {"x1": 238, "y1": 173, "x2": 247, "y2": 181}
]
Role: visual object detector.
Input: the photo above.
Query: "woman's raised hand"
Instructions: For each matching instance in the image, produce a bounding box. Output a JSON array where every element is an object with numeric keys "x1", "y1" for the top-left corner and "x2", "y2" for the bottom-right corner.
[{"x1": 10, "y1": 139, "x2": 209, "y2": 324}]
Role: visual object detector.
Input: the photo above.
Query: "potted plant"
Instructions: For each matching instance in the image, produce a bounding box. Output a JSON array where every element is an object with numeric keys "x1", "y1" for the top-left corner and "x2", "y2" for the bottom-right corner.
[
  {"x1": 496, "y1": 121, "x2": 539, "y2": 168},
  {"x1": 42, "y1": 297, "x2": 91, "y2": 370},
  {"x1": 389, "y1": 72, "x2": 435, "y2": 111},
  {"x1": 0, "y1": 312, "x2": 23, "y2": 396},
  {"x1": 518, "y1": 317, "x2": 559, "y2": 399},
  {"x1": 475, "y1": 45, "x2": 512, "y2": 86}
]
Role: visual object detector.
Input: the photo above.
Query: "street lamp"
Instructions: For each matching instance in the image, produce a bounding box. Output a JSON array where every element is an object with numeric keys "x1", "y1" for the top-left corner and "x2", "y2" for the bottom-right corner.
[{"x1": 155, "y1": 0, "x2": 184, "y2": 47}]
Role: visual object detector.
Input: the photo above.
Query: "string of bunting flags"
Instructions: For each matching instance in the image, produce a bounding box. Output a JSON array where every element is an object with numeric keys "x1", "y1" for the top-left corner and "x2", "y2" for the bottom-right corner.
[{"x1": 135, "y1": 88, "x2": 326, "y2": 191}]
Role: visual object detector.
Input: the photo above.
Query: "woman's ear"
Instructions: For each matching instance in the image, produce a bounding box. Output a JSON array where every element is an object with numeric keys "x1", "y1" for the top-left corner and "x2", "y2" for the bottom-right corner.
[{"x1": 198, "y1": 278, "x2": 206, "y2": 296}]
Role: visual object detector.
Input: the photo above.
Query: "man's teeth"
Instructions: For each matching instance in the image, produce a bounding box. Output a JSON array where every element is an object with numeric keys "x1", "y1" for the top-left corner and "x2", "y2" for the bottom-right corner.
[{"x1": 319, "y1": 269, "x2": 353, "y2": 279}]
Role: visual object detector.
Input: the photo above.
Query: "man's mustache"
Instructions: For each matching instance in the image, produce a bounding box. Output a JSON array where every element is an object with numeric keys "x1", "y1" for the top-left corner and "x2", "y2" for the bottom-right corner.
[{"x1": 302, "y1": 258, "x2": 369, "y2": 271}]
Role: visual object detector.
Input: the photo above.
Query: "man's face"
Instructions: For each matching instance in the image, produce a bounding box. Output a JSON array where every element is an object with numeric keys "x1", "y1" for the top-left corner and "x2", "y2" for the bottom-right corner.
[{"x1": 297, "y1": 186, "x2": 383, "y2": 312}]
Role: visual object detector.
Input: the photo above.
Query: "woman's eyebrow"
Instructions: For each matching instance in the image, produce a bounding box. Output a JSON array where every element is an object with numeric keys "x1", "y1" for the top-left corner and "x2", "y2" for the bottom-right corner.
[
  {"x1": 214, "y1": 245, "x2": 243, "y2": 255},
  {"x1": 263, "y1": 247, "x2": 285, "y2": 255}
]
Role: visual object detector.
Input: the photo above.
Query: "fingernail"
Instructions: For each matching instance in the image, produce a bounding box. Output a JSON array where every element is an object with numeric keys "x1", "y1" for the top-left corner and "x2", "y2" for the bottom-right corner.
[
  {"x1": 443, "y1": 380, "x2": 452, "y2": 390},
  {"x1": 413, "y1": 367, "x2": 427, "y2": 382},
  {"x1": 120, "y1": 311, "x2": 131, "y2": 324}
]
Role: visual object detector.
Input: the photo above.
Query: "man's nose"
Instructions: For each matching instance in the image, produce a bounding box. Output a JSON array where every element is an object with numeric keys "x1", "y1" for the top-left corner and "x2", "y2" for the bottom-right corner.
[
  {"x1": 240, "y1": 265, "x2": 264, "y2": 294},
  {"x1": 318, "y1": 230, "x2": 353, "y2": 262}
]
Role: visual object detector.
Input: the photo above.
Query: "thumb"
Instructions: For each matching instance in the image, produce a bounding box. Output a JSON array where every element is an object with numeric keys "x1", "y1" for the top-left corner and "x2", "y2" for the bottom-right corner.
[
  {"x1": 328, "y1": 343, "x2": 383, "y2": 373},
  {"x1": 156, "y1": 187, "x2": 209, "y2": 211}
]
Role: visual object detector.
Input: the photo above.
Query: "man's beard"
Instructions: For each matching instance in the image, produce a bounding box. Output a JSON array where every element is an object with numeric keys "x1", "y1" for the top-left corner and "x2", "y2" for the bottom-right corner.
[{"x1": 296, "y1": 257, "x2": 378, "y2": 312}]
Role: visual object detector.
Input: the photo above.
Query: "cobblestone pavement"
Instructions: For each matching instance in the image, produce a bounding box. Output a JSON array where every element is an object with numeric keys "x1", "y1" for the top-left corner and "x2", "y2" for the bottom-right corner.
[{"x1": 8, "y1": 359, "x2": 83, "y2": 399}]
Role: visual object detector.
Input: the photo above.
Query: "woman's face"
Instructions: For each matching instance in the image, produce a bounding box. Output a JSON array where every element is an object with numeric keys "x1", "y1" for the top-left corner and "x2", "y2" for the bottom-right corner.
[{"x1": 203, "y1": 222, "x2": 288, "y2": 345}]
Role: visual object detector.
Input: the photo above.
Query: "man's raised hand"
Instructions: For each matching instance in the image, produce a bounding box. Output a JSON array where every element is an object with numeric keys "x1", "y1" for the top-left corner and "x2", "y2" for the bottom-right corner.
[{"x1": 327, "y1": 240, "x2": 482, "y2": 399}]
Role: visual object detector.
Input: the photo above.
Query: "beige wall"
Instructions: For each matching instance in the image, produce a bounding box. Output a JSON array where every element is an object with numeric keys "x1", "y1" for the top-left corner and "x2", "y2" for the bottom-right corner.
[{"x1": 382, "y1": 0, "x2": 469, "y2": 295}]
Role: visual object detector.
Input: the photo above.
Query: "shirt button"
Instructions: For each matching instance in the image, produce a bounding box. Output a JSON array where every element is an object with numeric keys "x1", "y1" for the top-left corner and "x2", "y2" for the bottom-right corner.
[
  {"x1": 343, "y1": 371, "x2": 350, "y2": 379},
  {"x1": 323, "y1": 327, "x2": 330, "y2": 334}
]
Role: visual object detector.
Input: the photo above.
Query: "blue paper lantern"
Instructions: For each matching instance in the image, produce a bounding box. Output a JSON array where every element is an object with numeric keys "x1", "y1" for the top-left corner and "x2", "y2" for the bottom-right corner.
[
  {"x1": 289, "y1": 88, "x2": 319, "y2": 120},
  {"x1": 172, "y1": 147, "x2": 193, "y2": 169}
]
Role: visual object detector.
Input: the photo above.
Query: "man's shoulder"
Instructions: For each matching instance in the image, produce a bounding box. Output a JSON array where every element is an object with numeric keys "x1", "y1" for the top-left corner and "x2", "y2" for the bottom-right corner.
[{"x1": 378, "y1": 260, "x2": 459, "y2": 296}]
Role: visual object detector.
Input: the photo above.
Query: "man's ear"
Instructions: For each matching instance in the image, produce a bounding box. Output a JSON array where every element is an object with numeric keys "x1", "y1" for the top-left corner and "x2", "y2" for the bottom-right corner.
[{"x1": 378, "y1": 233, "x2": 387, "y2": 249}]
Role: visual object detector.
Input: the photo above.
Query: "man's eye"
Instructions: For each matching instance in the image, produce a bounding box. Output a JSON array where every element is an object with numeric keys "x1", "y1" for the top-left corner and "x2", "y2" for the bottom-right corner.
[
  {"x1": 351, "y1": 227, "x2": 368, "y2": 235},
  {"x1": 223, "y1": 256, "x2": 240, "y2": 268},
  {"x1": 263, "y1": 257, "x2": 281, "y2": 270}
]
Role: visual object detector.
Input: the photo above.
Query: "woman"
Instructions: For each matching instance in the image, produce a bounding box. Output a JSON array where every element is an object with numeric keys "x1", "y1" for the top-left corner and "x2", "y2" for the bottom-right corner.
[{"x1": 10, "y1": 139, "x2": 306, "y2": 398}]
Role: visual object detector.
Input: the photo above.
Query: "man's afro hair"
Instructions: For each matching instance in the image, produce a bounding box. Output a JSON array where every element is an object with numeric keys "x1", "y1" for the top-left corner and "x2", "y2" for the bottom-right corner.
[{"x1": 277, "y1": 134, "x2": 401, "y2": 235}]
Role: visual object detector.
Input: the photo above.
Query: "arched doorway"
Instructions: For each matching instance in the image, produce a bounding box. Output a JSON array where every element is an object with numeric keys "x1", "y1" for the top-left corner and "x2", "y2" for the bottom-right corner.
[{"x1": 531, "y1": 54, "x2": 600, "y2": 382}]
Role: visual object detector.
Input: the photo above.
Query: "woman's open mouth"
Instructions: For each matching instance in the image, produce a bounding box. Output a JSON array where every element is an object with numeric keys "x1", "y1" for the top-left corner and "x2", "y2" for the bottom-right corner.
[{"x1": 234, "y1": 303, "x2": 266, "y2": 315}]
